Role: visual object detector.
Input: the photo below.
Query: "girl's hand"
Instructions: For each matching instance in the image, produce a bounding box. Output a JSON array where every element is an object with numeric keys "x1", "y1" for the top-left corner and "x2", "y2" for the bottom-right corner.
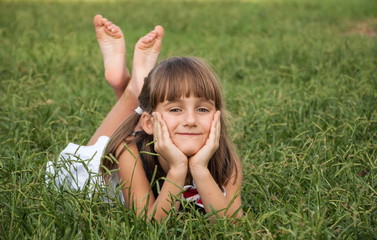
[
  {"x1": 189, "y1": 111, "x2": 221, "y2": 171},
  {"x1": 152, "y1": 112, "x2": 188, "y2": 172}
]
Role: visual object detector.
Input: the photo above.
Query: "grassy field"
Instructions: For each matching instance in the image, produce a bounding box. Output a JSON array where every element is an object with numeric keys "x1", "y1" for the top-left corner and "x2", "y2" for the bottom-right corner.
[{"x1": 0, "y1": 0, "x2": 376, "y2": 239}]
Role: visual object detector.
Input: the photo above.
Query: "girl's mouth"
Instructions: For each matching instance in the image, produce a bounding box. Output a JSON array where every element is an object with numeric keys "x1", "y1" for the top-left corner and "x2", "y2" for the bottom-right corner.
[{"x1": 177, "y1": 133, "x2": 201, "y2": 136}]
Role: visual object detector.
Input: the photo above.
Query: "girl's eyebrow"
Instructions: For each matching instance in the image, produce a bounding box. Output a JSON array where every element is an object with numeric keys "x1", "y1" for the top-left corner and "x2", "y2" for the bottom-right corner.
[
  {"x1": 162, "y1": 100, "x2": 181, "y2": 107},
  {"x1": 162, "y1": 98, "x2": 214, "y2": 107}
]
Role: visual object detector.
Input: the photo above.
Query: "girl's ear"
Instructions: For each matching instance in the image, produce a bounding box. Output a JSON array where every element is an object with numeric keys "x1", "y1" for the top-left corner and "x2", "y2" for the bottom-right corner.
[{"x1": 141, "y1": 112, "x2": 153, "y2": 135}]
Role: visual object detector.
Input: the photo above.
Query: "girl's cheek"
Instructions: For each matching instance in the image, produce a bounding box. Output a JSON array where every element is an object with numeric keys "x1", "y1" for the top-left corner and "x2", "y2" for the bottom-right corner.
[{"x1": 207, "y1": 114, "x2": 215, "y2": 129}]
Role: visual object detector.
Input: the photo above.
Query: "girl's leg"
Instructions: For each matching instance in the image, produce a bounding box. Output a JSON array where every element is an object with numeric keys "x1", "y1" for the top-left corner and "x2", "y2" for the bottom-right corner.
[
  {"x1": 94, "y1": 15, "x2": 130, "y2": 99},
  {"x1": 88, "y1": 18, "x2": 164, "y2": 145}
]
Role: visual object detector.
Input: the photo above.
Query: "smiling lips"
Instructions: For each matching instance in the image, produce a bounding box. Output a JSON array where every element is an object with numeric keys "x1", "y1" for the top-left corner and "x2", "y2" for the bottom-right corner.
[{"x1": 177, "y1": 133, "x2": 201, "y2": 136}]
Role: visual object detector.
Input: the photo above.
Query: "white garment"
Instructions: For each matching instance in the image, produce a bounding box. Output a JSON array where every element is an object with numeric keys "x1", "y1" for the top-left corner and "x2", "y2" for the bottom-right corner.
[
  {"x1": 46, "y1": 136, "x2": 124, "y2": 202},
  {"x1": 46, "y1": 136, "x2": 225, "y2": 207}
]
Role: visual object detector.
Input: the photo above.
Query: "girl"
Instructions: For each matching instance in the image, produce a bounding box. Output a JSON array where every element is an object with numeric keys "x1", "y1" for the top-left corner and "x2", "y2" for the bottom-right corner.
[{"x1": 47, "y1": 15, "x2": 243, "y2": 221}]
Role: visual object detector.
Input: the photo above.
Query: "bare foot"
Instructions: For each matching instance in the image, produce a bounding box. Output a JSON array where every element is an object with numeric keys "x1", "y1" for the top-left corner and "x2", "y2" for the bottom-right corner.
[
  {"x1": 128, "y1": 25, "x2": 164, "y2": 96},
  {"x1": 93, "y1": 15, "x2": 130, "y2": 99}
]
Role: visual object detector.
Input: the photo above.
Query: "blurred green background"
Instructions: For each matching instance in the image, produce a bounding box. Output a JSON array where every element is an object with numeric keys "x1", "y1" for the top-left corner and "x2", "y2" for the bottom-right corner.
[{"x1": 0, "y1": 0, "x2": 376, "y2": 239}]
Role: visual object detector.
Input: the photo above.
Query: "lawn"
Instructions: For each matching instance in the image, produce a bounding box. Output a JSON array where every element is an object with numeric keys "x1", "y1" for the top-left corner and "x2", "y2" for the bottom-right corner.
[{"x1": 0, "y1": 0, "x2": 376, "y2": 239}]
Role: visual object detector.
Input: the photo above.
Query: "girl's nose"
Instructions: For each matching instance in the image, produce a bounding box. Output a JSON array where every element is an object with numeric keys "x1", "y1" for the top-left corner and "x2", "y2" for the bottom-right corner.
[{"x1": 183, "y1": 111, "x2": 197, "y2": 126}]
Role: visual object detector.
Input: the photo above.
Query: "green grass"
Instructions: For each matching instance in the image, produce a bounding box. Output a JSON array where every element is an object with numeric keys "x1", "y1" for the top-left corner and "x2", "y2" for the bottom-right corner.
[{"x1": 1, "y1": 0, "x2": 376, "y2": 239}]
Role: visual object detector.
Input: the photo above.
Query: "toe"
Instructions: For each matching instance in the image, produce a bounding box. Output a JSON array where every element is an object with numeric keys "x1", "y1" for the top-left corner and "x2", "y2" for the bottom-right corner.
[
  {"x1": 154, "y1": 25, "x2": 164, "y2": 38},
  {"x1": 93, "y1": 15, "x2": 103, "y2": 28}
]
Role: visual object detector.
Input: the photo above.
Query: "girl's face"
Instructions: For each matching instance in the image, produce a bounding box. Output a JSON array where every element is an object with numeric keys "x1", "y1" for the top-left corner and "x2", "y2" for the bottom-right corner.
[{"x1": 155, "y1": 96, "x2": 216, "y2": 156}]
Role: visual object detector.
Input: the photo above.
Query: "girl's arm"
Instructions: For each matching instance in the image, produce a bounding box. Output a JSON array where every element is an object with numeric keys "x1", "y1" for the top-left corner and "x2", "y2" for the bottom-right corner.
[
  {"x1": 117, "y1": 112, "x2": 188, "y2": 221},
  {"x1": 117, "y1": 142, "x2": 187, "y2": 221},
  {"x1": 190, "y1": 163, "x2": 243, "y2": 218},
  {"x1": 189, "y1": 111, "x2": 243, "y2": 218}
]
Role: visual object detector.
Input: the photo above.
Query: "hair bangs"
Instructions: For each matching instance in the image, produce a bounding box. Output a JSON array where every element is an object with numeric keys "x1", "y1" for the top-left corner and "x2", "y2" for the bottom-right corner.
[{"x1": 150, "y1": 57, "x2": 222, "y2": 109}]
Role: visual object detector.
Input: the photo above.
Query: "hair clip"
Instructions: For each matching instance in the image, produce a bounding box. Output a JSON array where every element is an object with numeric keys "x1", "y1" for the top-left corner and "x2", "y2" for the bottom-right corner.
[{"x1": 134, "y1": 106, "x2": 143, "y2": 115}]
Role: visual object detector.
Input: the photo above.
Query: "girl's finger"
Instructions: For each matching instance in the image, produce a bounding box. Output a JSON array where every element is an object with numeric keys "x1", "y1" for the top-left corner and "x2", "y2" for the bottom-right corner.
[
  {"x1": 207, "y1": 111, "x2": 219, "y2": 144},
  {"x1": 215, "y1": 111, "x2": 221, "y2": 141},
  {"x1": 207, "y1": 111, "x2": 221, "y2": 149},
  {"x1": 157, "y1": 113, "x2": 171, "y2": 141},
  {"x1": 152, "y1": 112, "x2": 161, "y2": 142},
  {"x1": 156, "y1": 113, "x2": 163, "y2": 133}
]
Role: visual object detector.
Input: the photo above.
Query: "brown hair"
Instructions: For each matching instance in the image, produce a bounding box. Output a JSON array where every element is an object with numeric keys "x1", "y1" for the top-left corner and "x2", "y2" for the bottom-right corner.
[{"x1": 103, "y1": 57, "x2": 239, "y2": 186}]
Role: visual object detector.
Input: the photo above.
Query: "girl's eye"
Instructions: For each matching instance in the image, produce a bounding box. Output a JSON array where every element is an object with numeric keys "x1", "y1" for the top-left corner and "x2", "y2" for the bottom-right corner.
[
  {"x1": 169, "y1": 108, "x2": 182, "y2": 112},
  {"x1": 197, "y1": 108, "x2": 209, "y2": 113}
]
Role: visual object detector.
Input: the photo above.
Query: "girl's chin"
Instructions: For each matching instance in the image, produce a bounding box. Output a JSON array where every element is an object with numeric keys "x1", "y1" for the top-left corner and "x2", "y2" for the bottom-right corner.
[
  {"x1": 180, "y1": 147, "x2": 201, "y2": 157},
  {"x1": 174, "y1": 140, "x2": 205, "y2": 157}
]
